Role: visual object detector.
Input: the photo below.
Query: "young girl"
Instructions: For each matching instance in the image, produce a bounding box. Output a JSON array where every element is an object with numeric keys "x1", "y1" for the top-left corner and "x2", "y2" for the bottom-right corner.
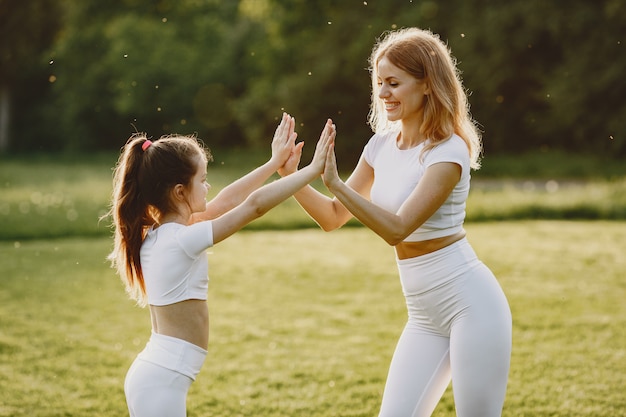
[
  {"x1": 281, "y1": 29, "x2": 512, "y2": 416},
  {"x1": 107, "y1": 113, "x2": 335, "y2": 417}
]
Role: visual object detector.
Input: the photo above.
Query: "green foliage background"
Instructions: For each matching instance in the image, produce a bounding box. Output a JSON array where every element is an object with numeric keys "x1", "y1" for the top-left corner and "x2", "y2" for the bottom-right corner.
[
  {"x1": 1, "y1": 0, "x2": 625, "y2": 163},
  {"x1": 2, "y1": 3, "x2": 625, "y2": 414}
]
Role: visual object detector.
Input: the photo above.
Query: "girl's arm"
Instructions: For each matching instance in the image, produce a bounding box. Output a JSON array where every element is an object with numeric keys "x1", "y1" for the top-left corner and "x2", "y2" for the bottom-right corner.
[
  {"x1": 322, "y1": 143, "x2": 461, "y2": 246},
  {"x1": 192, "y1": 113, "x2": 297, "y2": 222},
  {"x1": 210, "y1": 122, "x2": 335, "y2": 245},
  {"x1": 277, "y1": 119, "x2": 375, "y2": 231}
]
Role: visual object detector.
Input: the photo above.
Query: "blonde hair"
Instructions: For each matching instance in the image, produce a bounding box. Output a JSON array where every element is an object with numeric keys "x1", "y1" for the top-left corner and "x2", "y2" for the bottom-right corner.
[
  {"x1": 368, "y1": 28, "x2": 482, "y2": 169},
  {"x1": 106, "y1": 133, "x2": 211, "y2": 306}
]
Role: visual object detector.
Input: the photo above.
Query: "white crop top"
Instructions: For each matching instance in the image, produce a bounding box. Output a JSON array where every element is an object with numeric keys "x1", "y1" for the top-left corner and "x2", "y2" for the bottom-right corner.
[
  {"x1": 140, "y1": 221, "x2": 214, "y2": 306},
  {"x1": 363, "y1": 131, "x2": 470, "y2": 242}
]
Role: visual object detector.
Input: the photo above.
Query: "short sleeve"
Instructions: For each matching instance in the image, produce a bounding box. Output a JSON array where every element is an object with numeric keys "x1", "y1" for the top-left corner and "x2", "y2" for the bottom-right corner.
[
  {"x1": 423, "y1": 135, "x2": 470, "y2": 177},
  {"x1": 363, "y1": 134, "x2": 378, "y2": 166},
  {"x1": 175, "y1": 221, "x2": 214, "y2": 258},
  {"x1": 363, "y1": 131, "x2": 395, "y2": 167}
]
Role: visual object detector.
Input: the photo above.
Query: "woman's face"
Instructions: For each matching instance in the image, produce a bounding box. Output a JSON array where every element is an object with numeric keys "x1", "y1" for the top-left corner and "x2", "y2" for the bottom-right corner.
[{"x1": 376, "y1": 56, "x2": 430, "y2": 123}]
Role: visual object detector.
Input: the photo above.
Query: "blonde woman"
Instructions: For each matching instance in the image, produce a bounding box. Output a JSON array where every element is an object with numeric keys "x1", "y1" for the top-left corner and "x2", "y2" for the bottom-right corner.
[{"x1": 282, "y1": 29, "x2": 512, "y2": 417}]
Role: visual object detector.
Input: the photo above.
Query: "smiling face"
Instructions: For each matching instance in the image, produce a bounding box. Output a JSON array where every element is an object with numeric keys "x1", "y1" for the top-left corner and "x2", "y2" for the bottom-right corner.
[{"x1": 376, "y1": 55, "x2": 430, "y2": 125}]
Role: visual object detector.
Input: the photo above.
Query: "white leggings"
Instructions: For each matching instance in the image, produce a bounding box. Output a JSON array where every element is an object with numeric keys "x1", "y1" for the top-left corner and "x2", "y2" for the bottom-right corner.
[
  {"x1": 379, "y1": 238, "x2": 512, "y2": 417},
  {"x1": 124, "y1": 332, "x2": 207, "y2": 417}
]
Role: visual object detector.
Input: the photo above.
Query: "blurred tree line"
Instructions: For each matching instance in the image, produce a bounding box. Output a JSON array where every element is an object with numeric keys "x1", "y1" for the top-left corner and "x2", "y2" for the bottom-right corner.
[{"x1": 1, "y1": 0, "x2": 624, "y2": 164}]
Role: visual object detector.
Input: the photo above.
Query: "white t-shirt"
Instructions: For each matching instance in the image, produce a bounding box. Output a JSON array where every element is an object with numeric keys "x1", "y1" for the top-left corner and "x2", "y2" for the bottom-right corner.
[
  {"x1": 363, "y1": 131, "x2": 470, "y2": 242},
  {"x1": 140, "y1": 221, "x2": 214, "y2": 306}
]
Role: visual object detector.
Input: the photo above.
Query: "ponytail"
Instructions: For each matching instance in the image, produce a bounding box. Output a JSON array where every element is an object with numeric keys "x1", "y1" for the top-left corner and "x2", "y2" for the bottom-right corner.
[
  {"x1": 106, "y1": 133, "x2": 210, "y2": 306},
  {"x1": 107, "y1": 135, "x2": 154, "y2": 305}
]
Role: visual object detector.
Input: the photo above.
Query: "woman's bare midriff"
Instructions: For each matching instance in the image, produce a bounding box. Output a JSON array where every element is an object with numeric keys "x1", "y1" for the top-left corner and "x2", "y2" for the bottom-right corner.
[
  {"x1": 394, "y1": 230, "x2": 466, "y2": 260},
  {"x1": 149, "y1": 299, "x2": 209, "y2": 350}
]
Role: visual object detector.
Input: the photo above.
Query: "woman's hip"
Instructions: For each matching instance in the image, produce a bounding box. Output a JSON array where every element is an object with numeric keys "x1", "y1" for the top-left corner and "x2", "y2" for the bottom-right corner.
[
  {"x1": 397, "y1": 238, "x2": 510, "y2": 335},
  {"x1": 396, "y1": 237, "x2": 481, "y2": 295}
]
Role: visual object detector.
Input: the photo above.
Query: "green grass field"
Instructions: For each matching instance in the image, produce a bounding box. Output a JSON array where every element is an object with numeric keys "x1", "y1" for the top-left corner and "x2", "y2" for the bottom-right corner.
[
  {"x1": 0, "y1": 151, "x2": 625, "y2": 415},
  {"x1": 1, "y1": 223, "x2": 625, "y2": 416}
]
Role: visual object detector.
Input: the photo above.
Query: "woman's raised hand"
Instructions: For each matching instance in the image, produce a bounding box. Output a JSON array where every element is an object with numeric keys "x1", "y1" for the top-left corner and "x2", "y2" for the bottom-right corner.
[
  {"x1": 270, "y1": 113, "x2": 298, "y2": 168},
  {"x1": 322, "y1": 126, "x2": 341, "y2": 189},
  {"x1": 310, "y1": 119, "x2": 336, "y2": 175}
]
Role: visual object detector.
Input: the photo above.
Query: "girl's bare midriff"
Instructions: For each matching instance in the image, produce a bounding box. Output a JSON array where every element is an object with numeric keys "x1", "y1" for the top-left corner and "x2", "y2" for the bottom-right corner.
[
  {"x1": 394, "y1": 230, "x2": 466, "y2": 260},
  {"x1": 149, "y1": 299, "x2": 209, "y2": 349}
]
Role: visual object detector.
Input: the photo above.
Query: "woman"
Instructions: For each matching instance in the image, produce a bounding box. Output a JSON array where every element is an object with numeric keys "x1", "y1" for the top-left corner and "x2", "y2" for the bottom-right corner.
[
  {"x1": 107, "y1": 113, "x2": 335, "y2": 417},
  {"x1": 281, "y1": 29, "x2": 512, "y2": 416}
]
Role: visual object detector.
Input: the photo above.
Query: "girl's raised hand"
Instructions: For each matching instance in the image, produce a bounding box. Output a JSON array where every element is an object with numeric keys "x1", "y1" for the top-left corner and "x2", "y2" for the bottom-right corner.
[
  {"x1": 270, "y1": 113, "x2": 298, "y2": 168},
  {"x1": 278, "y1": 140, "x2": 304, "y2": 177},
  {"x1": 310, "y1": 119, "x2": 336, "y2": 175}
]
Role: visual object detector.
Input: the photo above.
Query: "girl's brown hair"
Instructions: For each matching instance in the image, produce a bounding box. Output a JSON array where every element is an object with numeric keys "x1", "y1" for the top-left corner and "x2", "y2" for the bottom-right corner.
[
  {"x1": 106, "y1": 133, "x2": 211, "y2": 305},
  {"x1": 368, "y1": 28, "x2": 482, "y2": 169}
]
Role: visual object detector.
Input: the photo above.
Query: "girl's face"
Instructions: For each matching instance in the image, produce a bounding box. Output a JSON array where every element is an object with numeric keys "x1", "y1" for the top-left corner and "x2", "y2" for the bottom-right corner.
[
  {"x1": 186, "y1": 154, "x2": 210, "y2": 214},
  {"x1": 376, "y1": 56, "x2": 430, "y2": 123}
]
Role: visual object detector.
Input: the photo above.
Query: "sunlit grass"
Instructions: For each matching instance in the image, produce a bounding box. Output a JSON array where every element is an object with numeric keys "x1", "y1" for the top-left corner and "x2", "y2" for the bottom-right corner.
[
  {"x1": 468, "y1": 178, "x2": 626, "y2": 220},
  {"x1": 0, "y1": 222, "x2": 625, "y2": 416},
  {"x1": 1, "y1": 151, "x2": 625, "y2": 240}
]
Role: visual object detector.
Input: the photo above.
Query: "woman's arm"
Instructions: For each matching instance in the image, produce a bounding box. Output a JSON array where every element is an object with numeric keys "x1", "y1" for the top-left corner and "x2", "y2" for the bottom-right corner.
[
  {"x1": 277, "y1": 120, "x2": 375, "y2": 231},
  {"x1": 210, "y1": 122, "x2": 335, "y2": 245},
  {"x1": 323, "y1": 143, "x2": 461, "y2": 246},
  {"x1": 288, "y1": 157, "x2": 374, "y2": 231},
  {"x1": 192, "y1": 113, "x2": 297, "y2": 222}
]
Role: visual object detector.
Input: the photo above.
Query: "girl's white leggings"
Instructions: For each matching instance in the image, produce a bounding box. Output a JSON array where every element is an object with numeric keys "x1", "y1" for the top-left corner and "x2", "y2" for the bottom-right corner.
[
  {"x1": 379, "y1": 238, "x2": 512, "y2": 417},
  {"x1": 124, "y1": 332, "x2": 207, "y2": 417}
]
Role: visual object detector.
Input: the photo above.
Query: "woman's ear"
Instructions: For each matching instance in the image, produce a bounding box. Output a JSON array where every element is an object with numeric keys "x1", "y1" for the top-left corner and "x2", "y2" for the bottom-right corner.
[{"x1": 424, "y1": 80, "x2": 432, "y2": 96}]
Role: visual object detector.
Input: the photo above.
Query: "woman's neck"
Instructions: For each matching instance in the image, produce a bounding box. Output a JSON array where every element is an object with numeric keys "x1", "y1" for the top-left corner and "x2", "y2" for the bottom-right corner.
[
  {"x1": 397, "y1": 128, "x2": 426, "y2": 150},
  {"x1": 398, "y1": 117, "x2": 426, "y2": 150}
]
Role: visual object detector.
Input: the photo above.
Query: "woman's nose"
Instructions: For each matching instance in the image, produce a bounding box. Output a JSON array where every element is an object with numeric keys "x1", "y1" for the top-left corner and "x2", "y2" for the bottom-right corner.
[{"x1": 379, "y1": 85, "x2": 390, "y2": 99}]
